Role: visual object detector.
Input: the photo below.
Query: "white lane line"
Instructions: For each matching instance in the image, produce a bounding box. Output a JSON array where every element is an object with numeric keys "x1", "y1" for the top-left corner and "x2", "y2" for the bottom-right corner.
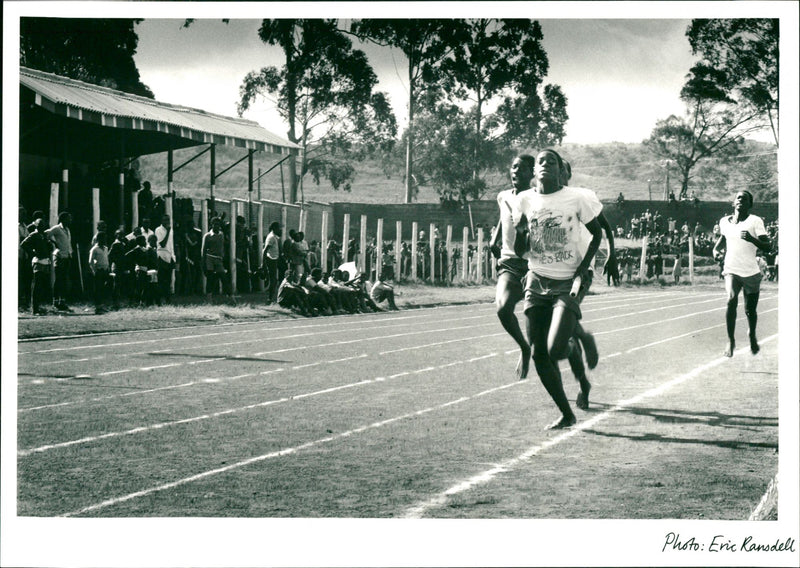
[
  {"x1": 401, "y1": 334, "x2": 778, "y2": 518},
  {"x1": 748, "y1": 473, "x2": 778, "y2": 521},
  {"x1": 58, "y1": 356, "x2": 508, "y2": 518},
  {"x1": 17, "y1": 309, "x2": 485, "y2": 355},
  {"x1": 19, "y1": 353, "x2": 499, "y2": 457}
]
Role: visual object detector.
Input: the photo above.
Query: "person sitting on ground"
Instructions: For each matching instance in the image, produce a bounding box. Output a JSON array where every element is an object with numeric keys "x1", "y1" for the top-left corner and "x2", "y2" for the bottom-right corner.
[
  {"x1": 368, "y1": 274, "x2": 399, "y2": 310},
  {"x1": 324, "y1": 269, "x2": 360, "y2": 313},
  {"x1": 310, "y1": 267, "x2": 348, "y2": 314},
  {"x1": 341, "y1": 271, "x2": 381, "y2": 312},
  {"x1": 301, "y1": 272, "x2": 336, "y2": 316},
  {"x1": 277, "y1": 270, "x2": 313, "y2": 316}
]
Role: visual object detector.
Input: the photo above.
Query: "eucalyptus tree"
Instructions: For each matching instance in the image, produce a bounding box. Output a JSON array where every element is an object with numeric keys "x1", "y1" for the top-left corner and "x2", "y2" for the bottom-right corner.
[
  {"x1": 238, "y1": 19, "x2": 397, "y2": 202},
  {"x1": 686, "y1": 19, "x2": 779, "y2": 146},
  {"x1": 441, "y1": 19, "x2": 566, "y2": 179},
  {"x1": 350, "y1": 20, "x2": 466, "y2": 203}
]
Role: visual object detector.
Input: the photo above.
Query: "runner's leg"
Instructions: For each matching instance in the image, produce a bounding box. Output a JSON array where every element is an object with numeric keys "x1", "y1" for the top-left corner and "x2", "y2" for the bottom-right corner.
[
  {"x1": 496, "y1": 271, "x2": 530, "y2": 379},
  {"x1": 529, "y1": 305, "x2": 576, "y2": 429}
]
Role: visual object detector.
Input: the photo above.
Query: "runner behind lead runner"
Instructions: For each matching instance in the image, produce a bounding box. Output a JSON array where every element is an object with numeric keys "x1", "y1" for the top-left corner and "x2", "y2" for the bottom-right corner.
[
  {"x1": 712, "y1": 190, "x2": 771, "y2": 357},
  {"x1": 559, "y1": 160, "x2": 618, "y2": 410},
  {"x1": 514, "y1": 149, "x2": 604, "y2": 430},
  {"x1": 489, "y1": 154, "x2": 536, "y2": 380}
]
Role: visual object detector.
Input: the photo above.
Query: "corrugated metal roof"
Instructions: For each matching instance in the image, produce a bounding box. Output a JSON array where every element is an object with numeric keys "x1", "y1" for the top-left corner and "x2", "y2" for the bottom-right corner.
[{"x1": 20, "y1": 66, "x2": 300, "y2": 154}]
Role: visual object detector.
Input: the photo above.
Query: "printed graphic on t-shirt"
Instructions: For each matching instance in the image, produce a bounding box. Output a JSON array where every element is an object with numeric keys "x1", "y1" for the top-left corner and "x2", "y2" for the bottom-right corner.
[{"x1": 528, "y1": 210, "x2": 573, "y2": 265}]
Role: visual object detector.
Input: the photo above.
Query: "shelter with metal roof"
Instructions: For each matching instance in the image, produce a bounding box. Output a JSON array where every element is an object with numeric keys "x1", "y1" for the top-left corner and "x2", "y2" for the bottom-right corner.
[{"x1": 19, "y1": 66, "x2": 300, "y2": 228}]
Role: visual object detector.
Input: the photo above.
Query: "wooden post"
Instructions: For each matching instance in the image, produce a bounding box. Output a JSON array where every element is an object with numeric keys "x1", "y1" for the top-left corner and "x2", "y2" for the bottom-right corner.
[
  {"x1": 321, "y1": 210, "x2": 329, "y2": 275},
  {"x1": 640, "y1": 235, "x2": 649, "y2": 283},
  {"x1": 209, "y1": 143, "x2": 216, "y2": 214},
  {"x1": 131, "y1": 190, "x2": 139, "y2": 229},
  {"x1": 462, "y1": 227, "x2": 469, "y2": 281},
  {"x1": 395, "y1": 221, "x2": 402, "y2": 281},
  {"x1": 411, "y1": 221, "x2": 418, "y2": 281},
  {"x1": 256, "y1": 202, "x2": 264, "y2": 291},
  {"x1": 50, "y1": 183, "x2": 59, "y2": 289},
  {"x1": 92, "y1": 187, "x2": 100, "y2": 237},
  {"x1": 166, "y1": 195, "x2": 175, "y2": 293},
  {"x1": 429, "y1": 222, "x2": 436, "y2": 283},
  {"x1": 343, "y1": 213, "x2": 351, "y2": 263},
  {"x1": 118, "y1": 170, "x2": 125, "y2": 230},
  {"x1": 376, "y1": 218, "x2": 384, "y2": 280},
  {"x1": 281, "y1": 206, "x2": 288, "y2": 236},
  {"x1": 446, "y1": 225, "x2": 453, "y2": 283},
  {"x1": 201, "y1": 199, "x2": 208, "y2": 294},
  {"x1": 299, "y1": 208, "x2": 307, "y2": 234},
  {"x1": 477, "y1": 227, "x2": 485, "y2": 282},
  {"x1": 688, "y1": 231, "x2": 695, "y2": 285},
  {"x1": 359, "y1": 214, "x2": 367, "y2": 275},
  {"x1": 229, "y1": 200, "x2": 237, "y2": 294}
]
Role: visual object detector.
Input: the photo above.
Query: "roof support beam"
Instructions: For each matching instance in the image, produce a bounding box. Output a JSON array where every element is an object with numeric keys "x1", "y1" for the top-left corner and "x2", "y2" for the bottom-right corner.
[{"x1": 172, "y1": 145, "x2": 211, "y2": 174}]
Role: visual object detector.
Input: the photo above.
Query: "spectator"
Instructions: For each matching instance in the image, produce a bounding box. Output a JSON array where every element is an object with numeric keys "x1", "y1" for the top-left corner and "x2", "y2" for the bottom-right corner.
[
  {"x1": 108, "y1": 229, "x2": 130, "y2": 308},
  {"x1": 19, "y1": 206, "x2": 31, "y2": 310},
  {"x1": 89, "y1": 231, "x2": 111, "y2": 313},
  {"x1": 182, "y1": 217, "x2": 203, "y2": 295},
  {"x1": 20, "y1": 218, "x2": 53, "y2": 315},
  {"x1": 326, "y1": 239, "x2": 341, "y2": 273},
  {"x1": 128, "y1": 217, "x2": 155, "y2": 243},
  {"x1": 138, "y1": 180, "x2": 154, "y2": 223},
  {"x1": 125, "y1": 235, "x2": 149, "y2": 306},
  {"x1": 288, "y1": 230, "x2": 309, "y2": 278},
  {"x1": 26, "y1": 210, "x2": 45, "y2": 233},
  {"x1": 202, "y1": 217, "x2": 228, "y2": 298},
  {"x1": 277, "y1": 270, "x2": 313, "y2": 316},
  {"x1": 91, "y1": 220, "x2": 108, "y2": 246},
  {"x1": 44, "y1": 211, "x2": 74, "y2": 312},
  {"x1": 672, "y1": 253, "x2": 682, "y2": 285},
  {"x1": 301, "y1": 272, "x2": 335, "y2": 316},
  {"x1": 155, "y1": 214, "x2": 176, "y2": 302},
  {"x1": 326, "y1": 269, "x2": 361, "y2": 313},
  {"x1": 368, "y1": 275, "x2": 399, "y2": 310},
  {"x1": 261, "y1": 221, "x2": 282, "y2": 304},
  {"x1": 311, "y1": 267, "x2": 349, "y2": 314},
  {"x1": 144, "y1": 234, "x2": 161, "y2": 305}
]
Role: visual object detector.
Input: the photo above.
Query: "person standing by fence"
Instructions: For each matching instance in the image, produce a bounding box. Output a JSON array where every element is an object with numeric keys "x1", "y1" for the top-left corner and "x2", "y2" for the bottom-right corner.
[
  {"x1": 261, "y1": 222, "x2": 282, "y2": 304},
  {"x1": 45, "y1": 211, "x2": 74, "y2": 312}
]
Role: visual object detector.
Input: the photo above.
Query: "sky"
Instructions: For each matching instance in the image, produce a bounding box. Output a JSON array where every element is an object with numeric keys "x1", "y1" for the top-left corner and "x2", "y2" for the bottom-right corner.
[{"x1": 132, "y1": 17, "x2": 699, "y2": 145}]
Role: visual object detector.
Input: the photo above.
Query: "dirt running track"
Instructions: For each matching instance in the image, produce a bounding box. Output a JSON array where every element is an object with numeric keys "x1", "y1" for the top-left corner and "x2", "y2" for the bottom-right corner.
[{"x1": 15, "y1": 285, "x2": 782, "y2": 521}]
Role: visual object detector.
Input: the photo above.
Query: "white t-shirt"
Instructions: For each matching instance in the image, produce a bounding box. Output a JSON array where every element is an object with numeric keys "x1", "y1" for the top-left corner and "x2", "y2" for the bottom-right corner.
[
  {"x1": 517, "y1": 186, "x2": 602, "y2": 279},
  {"x1": 496, "y1": 188, "x2": 527, "y2": 261},
  {"x1": 719, "y1": 214, "x2": 767, "y2": 277},
  {"x1": 569, "y1": 187, "x2": 604, "y2": 258},
  {"x1": 154, "y1": 224, "x2": 174, "y2": 262}
]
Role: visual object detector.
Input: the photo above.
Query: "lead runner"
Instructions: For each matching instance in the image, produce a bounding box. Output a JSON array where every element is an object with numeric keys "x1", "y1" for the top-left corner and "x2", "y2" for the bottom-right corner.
[{"x1": 515, "y1": 149, "x2": 604, "y2": 429}]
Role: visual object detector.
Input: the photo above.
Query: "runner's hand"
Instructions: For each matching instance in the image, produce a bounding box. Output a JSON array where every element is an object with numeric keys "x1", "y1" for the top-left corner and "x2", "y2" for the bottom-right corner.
[{"x1": 603, "y1": 255, "x2": 620, "y2": 286}]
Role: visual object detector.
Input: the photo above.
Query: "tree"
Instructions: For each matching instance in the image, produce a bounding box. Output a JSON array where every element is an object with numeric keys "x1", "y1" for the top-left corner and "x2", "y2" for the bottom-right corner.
[
  {"x1": 20, "y1": 17, "x2": 154, "y2": 98},
  {"x1": 685, "y1": 19, "x2": 779, "y2": 145},
  {"x1": 442, "y1": 19, "x2": 567, "y2": 178},
  {"x1": 351, "y1": 20, "x2": 464, "y2": 203},
  {"x1": 644, "y1": 104, "x2": 755, "y2": 199},
  {"x1": 238, "y1": 19, "x2": 396, "y2": 203},
  {"x1": 412, "y1": 91, "x2": 504, "y2": 206}
]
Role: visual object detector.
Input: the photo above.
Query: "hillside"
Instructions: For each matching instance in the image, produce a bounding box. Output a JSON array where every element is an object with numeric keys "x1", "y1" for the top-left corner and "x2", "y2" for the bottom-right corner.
[{"x1": 137, "y1": 140, "x2": 778, "y2": 205}]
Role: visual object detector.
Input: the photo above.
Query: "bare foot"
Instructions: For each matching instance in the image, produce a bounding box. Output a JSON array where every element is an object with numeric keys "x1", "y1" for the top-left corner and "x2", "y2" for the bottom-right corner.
[
  {"x1": 723, "y1": 342, "x2": 735, "y2": 357},
  {"x1": 580, "y1": 332, "x2": 599, "y2": 370},
  {"x1": 545, "y1": 414, "x2": 577, "y2": 430},
  {"x1": 750, "y1": 338, "x2": 760, "y2": 355},
  {"x1": 516, "y1": 347, "x2": 531, "y2": 380}
]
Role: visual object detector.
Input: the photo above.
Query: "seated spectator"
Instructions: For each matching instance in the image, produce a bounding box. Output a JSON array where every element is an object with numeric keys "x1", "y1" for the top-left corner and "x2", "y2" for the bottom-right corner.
[
  {"x1": 324, "y1": 269, "x2": 360, "y2": 313},
  {"x1": 277, "y1": 270, "x2": 313, "y2": 316},
  {"x1": 368, "y1": 275, "x2": 399, "y2": 311},
  {"x1": 301, "y1": 272, "x2": 335, "y2": 316},
  {"x1": 144, "y1": 234, "x2": 161, "y2": 306},
  {"x1": 308, "y1": 267, "x2": 345, "y2": 314},
  {"x1": 339, "y1": 271, "x2": 380, "y2": 312}
]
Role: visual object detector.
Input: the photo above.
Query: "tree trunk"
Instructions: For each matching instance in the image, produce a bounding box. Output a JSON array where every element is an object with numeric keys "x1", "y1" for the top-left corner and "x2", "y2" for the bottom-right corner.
[{"x1": 405, "y1": 69, "x2": 415, "y2": 204}]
